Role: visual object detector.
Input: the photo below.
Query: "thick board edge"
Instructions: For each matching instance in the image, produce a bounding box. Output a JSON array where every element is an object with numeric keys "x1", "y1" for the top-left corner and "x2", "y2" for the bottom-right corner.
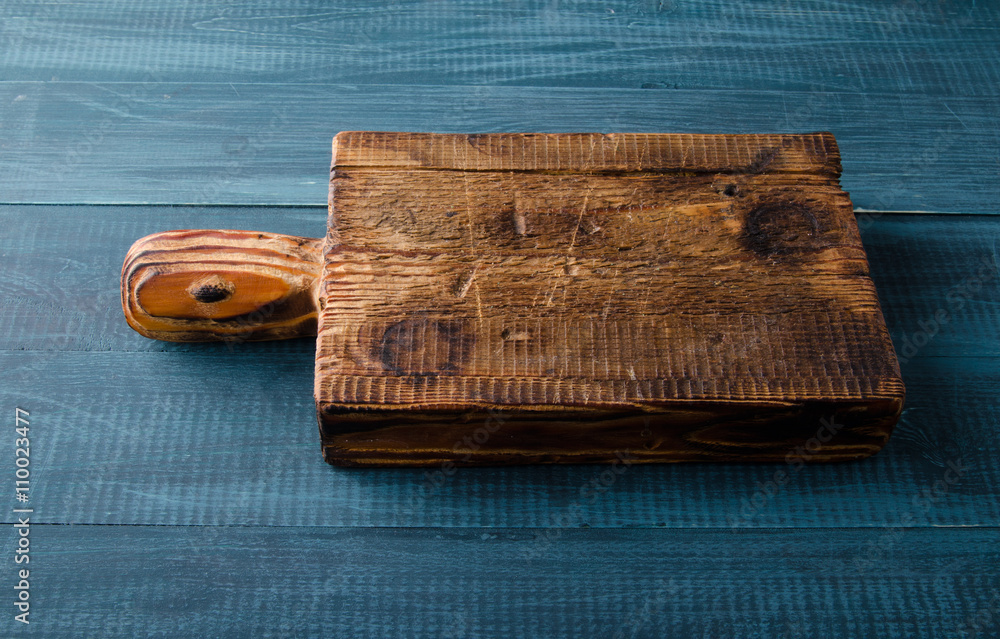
[
  {"x1": 317, "y1": 395, "x2": 903, "y2": 467},
  {"x1": 330, "y1": 131, "x2": 842, "y2": 175}
]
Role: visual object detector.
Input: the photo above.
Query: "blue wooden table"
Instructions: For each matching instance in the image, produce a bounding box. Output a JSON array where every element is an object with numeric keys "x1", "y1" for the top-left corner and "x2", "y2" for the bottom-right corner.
[{"x1": 2, "y1": 2, "x2": 998, "y2": 637}]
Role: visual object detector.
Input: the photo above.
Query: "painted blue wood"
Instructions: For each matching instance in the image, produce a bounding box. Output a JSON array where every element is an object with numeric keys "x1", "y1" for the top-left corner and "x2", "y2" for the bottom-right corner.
[
  {"x1": 9, "y1": 524, "x2": 999, "y2": 638},
  {"x1": 1, "y1": 351, "x2": 995, "y2": 528},
  {"x1": 0, "y1": 348, "x2": 1000, "y2": 529},
  {"x1": 2, "y1": 0, "x2": 998, "y2": 634},
  {"x1": 1, "y1": 0, "x2": 995, "y2": 96},
  {"x1": 861, "y1": 215, "x2": 1000, "y2": 360},
  {"x1": 1, "y1": 207, "x2": 997, "y2": 531},
  {"x1": 0, "y1": 204, "x2": 327, "y2": 353},
  {"x1": 3, "y1": 206, "x2": 996, "y2": 358},
  {"x1": 1, "y1": 82, "x2": 996, "y2": 211}
]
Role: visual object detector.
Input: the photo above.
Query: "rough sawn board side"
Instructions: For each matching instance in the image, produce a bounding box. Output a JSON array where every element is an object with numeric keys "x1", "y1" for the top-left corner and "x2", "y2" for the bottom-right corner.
[{"x1": 316, "y1": 132, "x2": 904, "y2": 466}]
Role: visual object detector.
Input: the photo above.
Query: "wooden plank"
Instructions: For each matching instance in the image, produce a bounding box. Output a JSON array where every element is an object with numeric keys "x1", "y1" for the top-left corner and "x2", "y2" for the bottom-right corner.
[
  {"x1": 2, "y1": 350, "x2": 995, "y2": 528},
  {"x1": 330, "y1": 131, "x2": 842, "y2": 174},
  {"x1": 313, "y1": 132, "x2": 901, "y2": 465},
  {"x1": 1, "y1": 206, "x2": 997, "y2": 359},
  {"x1": 329, "y1": 169, "x2": 859, "y2": 257},
  {"x1": 0, "y1": 83, "x2": 996, "y2": 211},
  {"x1": 1, "y1": 0, "x2": 996, "y2": 97},
  {"x1": 11, "y1": 524, "x2": 1000, "y2": 638},
  {"x1": 2, "y1": 1, "x2": 993, "y2": 632}
]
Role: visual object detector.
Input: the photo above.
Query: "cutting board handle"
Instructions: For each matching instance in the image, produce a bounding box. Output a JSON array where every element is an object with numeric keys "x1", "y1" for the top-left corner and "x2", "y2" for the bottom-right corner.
[{"x1": 121, "y1": 230, "x2": 322, "y2": 342}]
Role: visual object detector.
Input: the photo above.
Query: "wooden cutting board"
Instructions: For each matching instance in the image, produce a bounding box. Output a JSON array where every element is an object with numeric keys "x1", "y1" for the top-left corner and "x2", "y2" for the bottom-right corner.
[{"x1": 122, "y1": 131, "x2": 904, "y2": 466}]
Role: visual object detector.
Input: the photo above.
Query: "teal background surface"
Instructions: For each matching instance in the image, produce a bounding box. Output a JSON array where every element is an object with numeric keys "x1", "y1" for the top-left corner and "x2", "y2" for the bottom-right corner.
[{"x1": 1, "y1": 2, "x2": 998, "y2": 636}]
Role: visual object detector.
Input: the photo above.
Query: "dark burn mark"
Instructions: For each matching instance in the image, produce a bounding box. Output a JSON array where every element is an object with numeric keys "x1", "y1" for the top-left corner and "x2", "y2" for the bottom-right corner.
[
  {"x1": 190, "y1": 283, "x2": 231, "y2": 303},
  {"x1": 466, "y1": 134, "x2": 490, "y2": 155},
  {"x1": 377, "y1": 317, "x2": 472, "y2": 376},
  {"x1": 741, "y1": 199, "x2": 822, "y2": 257},
  {"x1": 186, "y1": 274, "x2": 236, "y2": 305},
  {"x1": 744, "y1": 148, "x2": 780, "y2": 175}
]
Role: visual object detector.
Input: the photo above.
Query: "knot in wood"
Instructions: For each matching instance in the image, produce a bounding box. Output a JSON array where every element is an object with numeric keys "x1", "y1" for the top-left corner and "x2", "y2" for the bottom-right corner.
[{"x1": 187, "y1": 275, "x2": 235, "y2": 303}]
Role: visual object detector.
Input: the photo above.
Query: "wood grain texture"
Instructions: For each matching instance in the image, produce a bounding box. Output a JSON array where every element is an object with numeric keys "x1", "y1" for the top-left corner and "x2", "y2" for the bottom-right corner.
[
  {"x1": 1, "y1": 82, "x2": 997, "y2": 212},
  {"x1": 3, "y1": 0, "x2": 998, "y2": 634},
  {"x1": 2, "y1": 206, "x2": 997, "y2": 358},
  {"x1": 329, "y1": 131, "x2": 842, "y2": 173},
  {"x1": 316, "y1": 132, "x2": 903, "y2": 465},
  {"x1": 0, "y1": 204, "x2": 327, "y2": 352},
  {"x1": 1, "y1": 350, "x2": 995, "y2": 529},
  {"x1": 0, "y1": 208, "x2": 993, "y2": 524},
  {"x1": 122, "y1": 229, "x2": 322, "y2": 342},
  {"x1": 11, "y1": 524, "x2": 1000, "y2": 639},
  {"x1": 2, "y1": 0, "x2": 996, "y2": 96}
]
